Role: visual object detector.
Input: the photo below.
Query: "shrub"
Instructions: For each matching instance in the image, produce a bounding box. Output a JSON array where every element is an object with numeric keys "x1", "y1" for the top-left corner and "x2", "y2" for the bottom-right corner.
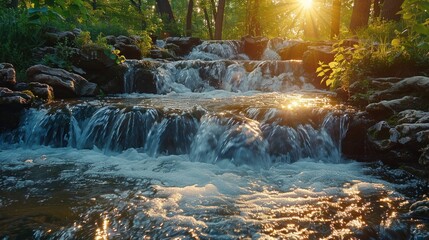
[{"x1": 0, "y1": 9, "x2": 45, "y2": 80}]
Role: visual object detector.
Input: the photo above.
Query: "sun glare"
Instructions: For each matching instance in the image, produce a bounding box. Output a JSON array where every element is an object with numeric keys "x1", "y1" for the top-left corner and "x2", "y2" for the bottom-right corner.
[{"x1": 301, "y1": 0, "x2": 313, "y2": 9}]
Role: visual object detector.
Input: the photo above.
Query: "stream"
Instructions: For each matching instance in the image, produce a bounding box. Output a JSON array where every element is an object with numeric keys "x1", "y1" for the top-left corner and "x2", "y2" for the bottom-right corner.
[{"x1": 0, "y1": 40, "x2": 428, "y2": 239}]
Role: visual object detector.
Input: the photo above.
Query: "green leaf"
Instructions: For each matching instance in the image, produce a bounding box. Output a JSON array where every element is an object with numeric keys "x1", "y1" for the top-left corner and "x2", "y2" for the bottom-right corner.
[
  {"x1": 402, "y1": 12, "x2": 413, "y2": 20},
  {"x1": 417, "y1": 41, "x2": 429, "y2": 50},
  {"x1": 317, "y1": 72, "x2": 325, "y2": 77},
  {"x1": 328, "y1": 62, "x2": 338, "y2": 68},
  {"x1": 335, "y1": 54, "x2": 345, "y2": 61},
  {"x1": 414, "y1": 24, "x2": 429, "y2": 35},
  {"x1": 417, "y1": 2, "x2": 429, "y2": 11}
]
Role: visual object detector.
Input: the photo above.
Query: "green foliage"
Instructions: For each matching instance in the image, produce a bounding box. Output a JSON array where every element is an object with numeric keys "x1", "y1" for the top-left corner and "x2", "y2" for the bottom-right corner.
[
  {"x1": 395, "y1": 0, "x2": 429, "y2": 65},
  {"x1": 41, "y1": 38, "x2": 76, "y2": 70},
  {"x1": 134, "y1": 32, "x2": 153, "y2": 56},
  {"x1": 75, "y1": 31, "x2": 92, "y2": 47},
  {"x1": 0, "y1": 8, "x2": 44, "y2": 80},
  {"x1": 317, "y1": 41, "x2": 368, "y2": 90},
  {"x1": 318, "y1": 5, "x2": 429, "y2": 92},
  {"x1": 82, "y1": 32, "x2": 126, "y2": 64}
]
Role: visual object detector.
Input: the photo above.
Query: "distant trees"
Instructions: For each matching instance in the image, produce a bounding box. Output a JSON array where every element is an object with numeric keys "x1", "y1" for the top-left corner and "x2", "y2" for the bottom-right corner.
[
  {"x1": 186, "y1": 0, "x2": 194, "y2": 36},
  {"x1": 350, "y1": 0, "x2": 405, "y2": 33},
  {"x1": 247, "y1": 0, "x2": 262, "y2": 36}
]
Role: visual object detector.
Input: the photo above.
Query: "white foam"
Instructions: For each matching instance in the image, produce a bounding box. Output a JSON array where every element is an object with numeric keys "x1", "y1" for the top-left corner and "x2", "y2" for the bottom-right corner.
[{"x1": 0, "y1": 146, "x2": 421, "y2": 239}]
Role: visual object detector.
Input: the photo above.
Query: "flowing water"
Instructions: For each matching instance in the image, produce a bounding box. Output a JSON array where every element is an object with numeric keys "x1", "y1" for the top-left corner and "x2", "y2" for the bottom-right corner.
[{"x1": 0, "y1": 41, "x2": 428, "y2": 239}]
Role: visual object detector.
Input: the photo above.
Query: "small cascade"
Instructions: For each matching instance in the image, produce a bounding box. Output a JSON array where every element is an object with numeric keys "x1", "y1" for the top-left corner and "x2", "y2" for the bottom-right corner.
[
  {"x1": 3, "y1": 95, "x2": 349, "y2": 167},
  {"x1": 123, "y1": 59, "x2": 313, "y2": 94},
  {"x1": 262, "y1": 38, "x2": 295, "y2": 60},
  {"x1": 186, "y1": 40, "x2": 245, "y2": 60}
]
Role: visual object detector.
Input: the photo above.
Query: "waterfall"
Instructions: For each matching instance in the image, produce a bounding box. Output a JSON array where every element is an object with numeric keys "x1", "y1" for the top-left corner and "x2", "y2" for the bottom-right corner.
[
  {"x1": 123, "y1": 59, "x2": 313, "y2": 94},
  {"x1": 2, "y1": 96, "x2": 349, "y2": 167},
  {"x1": 186, "y1": 40, "x2": 245, "y2": 60}
]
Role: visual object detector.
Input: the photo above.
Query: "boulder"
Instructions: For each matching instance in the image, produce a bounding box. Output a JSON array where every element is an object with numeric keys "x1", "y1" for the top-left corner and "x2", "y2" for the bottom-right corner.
[
  {"x1": 302, "y1": 45, "x2": 334, "y2": 89},
  {"x1": 397, "y1": 110, "x2": 429, "y2": 124},
  {"x1": 365, "y1": 107, "x2": 429, "y2": 166},
  {"x1": 44, "y1": 30, "x2": 76, "y2": 46},
  {"x1": 342, "y1": 111, "x2": 375, "y2": 159},
  {"x1": 30, "y1": 83, "x2": 54, "y2": 100},
  {"x1": 72, "y1": 28, "x2": 82, "y2": 37},
  {"x1": 27, "y1": 65, "x2": 97, "y2": 98},
  {"x1": 0, "y1": 63, "x2": 16, "y2": 88},
  {"x1": 116, "y1": 35, "x2": 133, "y2": 44},
  {"x1": 394, "y1": 123, "x2": 429, "y2": 145},
  {"x1": 349, "y1": 77, "x2": 402, "y2": 97},
  {"x1": 114, "y1": 42, "x2": 142, "y2": 59},
  {"x1": 32, "y1": 47, "x2": 57, "y2": 62},
  {"x1": 123, "y1": 60, "x2": 157, "y2": 94},
  {"x1": 405, "y1": 199, "x2": 429, "y2": 220},
  {"x1": 419, "y1": 146, "x2": 429, "y2": 166},
  {"x1": 302, "y1": 45, "x2": 334, "y2": 74},
  {"x1": 85, "y1": 63, "x2": 128, "y2": 94},
  {"x1": 241, "y1": 35, "x2": 269, "y2": 60},
  {"x1": 369, "y1": 76, "x2": 429, "y2": 102},
  {"x1": 0, "y1": 87, "x2": 32, "y2": 131},
  {"x1": 13, "y1": 82, "x2": 29, "y2": 91},
  {"x1": 165, "y1": 37, "x2": 202, "y2": 56},
  {"x1": 366, "y1": 96, "x2": 422, "y2": 120},
  {"x1": 72, "y1": 45, "x2": 116, "y2": 71},
  {"x1": 0, "y1": 87, "x2": 31, "y2": 109},
  {"x1": 105, "y1": 35, "x2": 117, "y2": 45},
  {"x1": 13, "y1": 82, "x2": 54, "y2": 101},
  {"x1": 367, "y1": 121, "x2": 396, "y2": 151},
  {"x1": 164, "y1": 43, "x2": 181, "y2": 55},
  {"x1": 278, "y1": 41, "x2": 310, "y2": 60},
  {"x1": 150, "y1": 48, "x2": 178, "y2": 60}
]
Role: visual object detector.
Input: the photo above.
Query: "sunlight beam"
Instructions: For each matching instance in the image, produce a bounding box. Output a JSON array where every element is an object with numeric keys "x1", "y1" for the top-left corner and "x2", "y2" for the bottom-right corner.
[{"x1": 301, "y1": 0, "x2": 313, "y2": 9}]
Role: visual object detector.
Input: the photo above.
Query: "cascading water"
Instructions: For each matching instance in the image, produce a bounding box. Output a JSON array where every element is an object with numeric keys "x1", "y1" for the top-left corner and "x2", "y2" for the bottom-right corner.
[{"x1": 0, "y1": 41, "x2": 427, "y2": 239}]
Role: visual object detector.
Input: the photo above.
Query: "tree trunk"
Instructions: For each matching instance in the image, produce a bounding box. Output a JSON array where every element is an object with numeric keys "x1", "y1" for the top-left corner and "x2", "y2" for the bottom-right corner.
[
  {"x1": 214, "y1": 0, "x2": 226, "y2": 40},
  {"x1": 331, "y1": 0, "x2": 341, "y2": 39},
  {"x1": 210, "y1": 0, "x2": 217, "y2": 20},
  {"x1": 248, "y1": 0, "x2": 261, "y2": 36},
  {"x1": 91, "y1": 0, "x2": 97, "y2": 10},
  {"x1": 203, "y1": 6, "x2": 214, "y2": 39},
  {"x1": 373, "y1": 0, "x2": 384, "y2": 19},
  {"x1": 7, "y1": 0, "x2": 19, "y2": 8},
  {"x1": 381, "y1": 0, "x2": 404, "y2": 21},
  {"x1": 156, "y1": 0, "x2": 175, "y2": 22},
  {"x1": 186, "y1": 0, "x2": 194, "y2": 36},
  {"x1": 349, "y1": 0, "x2": 371, "y2": 33}
]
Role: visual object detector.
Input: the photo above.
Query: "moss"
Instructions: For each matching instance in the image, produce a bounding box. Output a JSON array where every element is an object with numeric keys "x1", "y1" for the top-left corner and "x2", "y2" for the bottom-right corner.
[
  {"x1": 21, "y1": 90, "x2": 35, "y2": 99},
  {"x1": 386, "y1": 115, "x2": 400, "y2": 126}
]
